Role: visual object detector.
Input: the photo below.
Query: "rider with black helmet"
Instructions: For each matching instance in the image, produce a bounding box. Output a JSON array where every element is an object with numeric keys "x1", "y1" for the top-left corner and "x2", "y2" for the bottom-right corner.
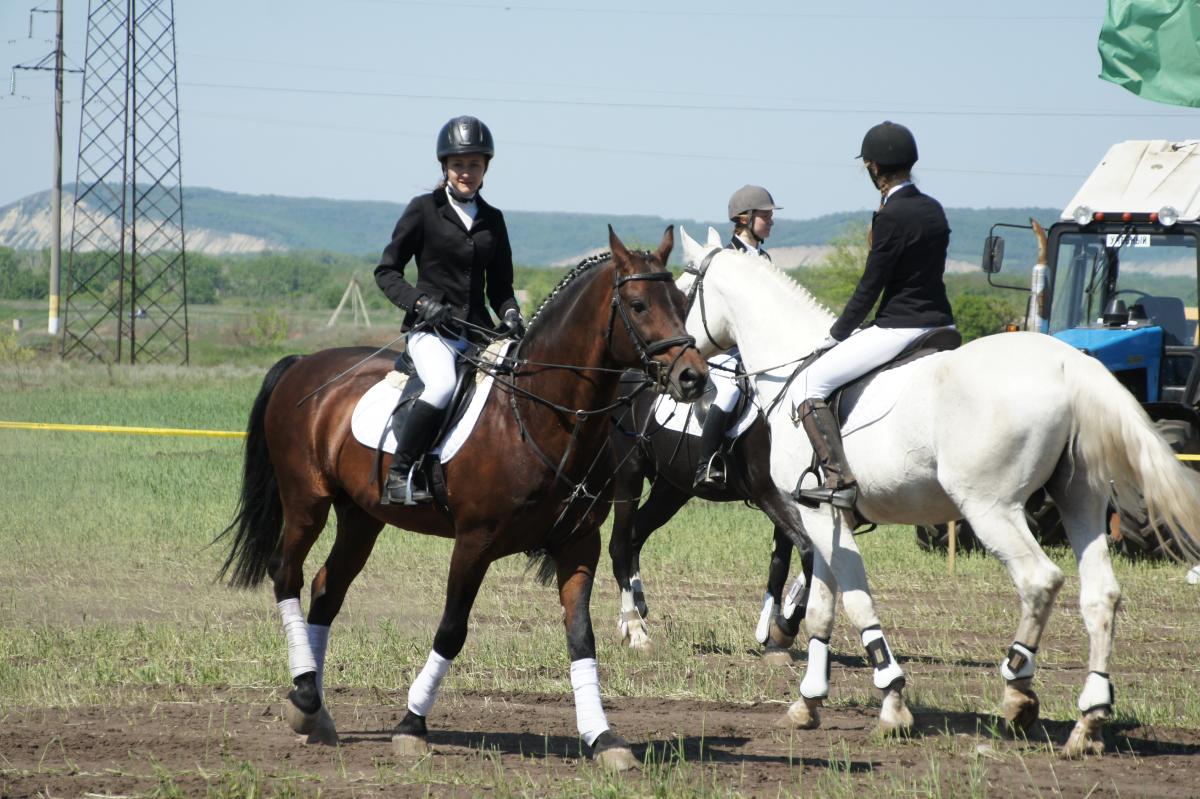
[
  {"x1": 375, "y1": 115, "x2": 523, "y2": 505},
  {"x1": 694, "y1": 185, "x2": 781, "y2": 490},
  {"x1": 794, "y1": 122, "x2": 955, "y2": 509}
]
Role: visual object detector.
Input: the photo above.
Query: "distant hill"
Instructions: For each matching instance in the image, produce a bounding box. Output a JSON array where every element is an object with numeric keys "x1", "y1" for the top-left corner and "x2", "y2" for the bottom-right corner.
[{"x1": 0, "y1": 186, "x2": 1057, "y2": 269}]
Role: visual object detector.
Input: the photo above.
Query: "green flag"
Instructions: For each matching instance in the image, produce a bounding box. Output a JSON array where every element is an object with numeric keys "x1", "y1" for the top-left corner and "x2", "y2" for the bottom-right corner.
[{"x1": 1098, "y1": 0, "x2": 1200, "y2": 108}]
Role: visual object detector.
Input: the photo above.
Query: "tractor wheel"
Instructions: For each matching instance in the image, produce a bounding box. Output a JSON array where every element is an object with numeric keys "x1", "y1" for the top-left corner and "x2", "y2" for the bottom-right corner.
[
  {"x1": 915, "y1": 521, "x2": 980, "y2": 553},
  {"x1": 1024, "y1": 489, "x2": 1068, "y2": 548}
]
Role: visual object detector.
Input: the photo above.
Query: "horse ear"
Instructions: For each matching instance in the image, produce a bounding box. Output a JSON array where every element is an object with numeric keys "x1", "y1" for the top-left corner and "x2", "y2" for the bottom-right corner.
[
  {"x1": 679, "y1": 225, "x2": 700, "y2": 264},
  {"x1": 706, "y1": 226, "x2": 721, "y2": 248},
  {"x1": 608, "y1": 224, "x2": 630, "y2": 264},
  {"x1": 655, "y1": 225, "x2": 674, "y2": 266}
]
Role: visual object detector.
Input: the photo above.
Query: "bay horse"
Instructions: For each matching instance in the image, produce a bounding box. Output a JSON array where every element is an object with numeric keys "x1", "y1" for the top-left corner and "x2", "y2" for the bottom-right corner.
[
  {"x1": 678, "y1": 225, "x2": 1200, "y2": 758},
  {"x1": 608, "y1": 376, "x2": 814, "y2": 659},
  {"x1": 218, "y1": 226, "x2": 707, "y2": 771}
]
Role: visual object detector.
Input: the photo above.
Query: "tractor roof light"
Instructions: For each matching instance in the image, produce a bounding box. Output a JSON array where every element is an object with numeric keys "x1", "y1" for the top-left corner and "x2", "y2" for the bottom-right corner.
[
  {"x1": 1158, "y1": 205, "x2": 1180, "y2": 227},
  {"x1": 1072, "y1": 205, "x2": 1094, "y2": 225}
]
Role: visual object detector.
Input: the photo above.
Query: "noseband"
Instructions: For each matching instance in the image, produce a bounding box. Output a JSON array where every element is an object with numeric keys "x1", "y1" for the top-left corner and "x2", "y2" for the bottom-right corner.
[
  {"x1": 683, "y1": 246, "x2": 725, "y2": 352},
  {"x1": 606, "y1": 262, "x2": 697, "y2": 390}
]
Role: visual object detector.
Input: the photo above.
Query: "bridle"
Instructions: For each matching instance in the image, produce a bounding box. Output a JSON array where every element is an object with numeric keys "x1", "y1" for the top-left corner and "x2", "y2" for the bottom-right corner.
[
  {"x1": 606, "y1": 260, "x2": 698, "y2": 391},
  {"x1": 683, "y1": 246, "x2": 727, "y2": 353}
]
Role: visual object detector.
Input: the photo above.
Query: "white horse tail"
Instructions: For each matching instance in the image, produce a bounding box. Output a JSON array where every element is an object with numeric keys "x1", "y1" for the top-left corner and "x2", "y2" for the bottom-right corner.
[{"x1": 1064, "y1": 348, "x2": 1200, "y2": 561}]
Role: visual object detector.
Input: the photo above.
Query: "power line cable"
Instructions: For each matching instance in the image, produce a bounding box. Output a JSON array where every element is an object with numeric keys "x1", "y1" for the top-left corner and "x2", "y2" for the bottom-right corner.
[
  {"x1": 185, "y1": 108, "x2": 1088, "y2": 180},
  {"x1": 181, "y1": 80, "x2": 1194, "y2": 119}
]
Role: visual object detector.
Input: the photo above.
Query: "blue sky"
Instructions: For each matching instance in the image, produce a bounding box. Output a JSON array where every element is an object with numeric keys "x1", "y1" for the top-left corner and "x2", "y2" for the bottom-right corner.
[{"x1": 2, "y1": 1, "x2": 1196, "y2": 223}]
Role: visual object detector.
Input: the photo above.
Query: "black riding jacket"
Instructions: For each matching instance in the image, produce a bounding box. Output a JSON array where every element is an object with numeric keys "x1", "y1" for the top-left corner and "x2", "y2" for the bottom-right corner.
[
  {"x1": 375, "y1": 189, "x2": 519, "y2": 334},
  {"x1": 830, "y1": 184, "x2": 955, "y2": 341}
]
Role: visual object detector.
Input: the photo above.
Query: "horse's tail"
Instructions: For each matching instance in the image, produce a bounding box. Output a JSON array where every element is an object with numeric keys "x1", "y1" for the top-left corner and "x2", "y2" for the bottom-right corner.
[
  {"x1": 216, "y1": 354, "x2": 303, "y2": 588},
  {"x1": 1064, "y1": 349, "x2": 1200, "y2": 562}
]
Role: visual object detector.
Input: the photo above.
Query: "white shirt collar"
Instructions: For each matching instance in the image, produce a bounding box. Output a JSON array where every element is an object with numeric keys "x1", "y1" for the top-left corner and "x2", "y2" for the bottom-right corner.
[
  {"x1": 735, "y1": 233, "x2": 764, "y2": 254},
  {"x1": 884, "y1": 181, "x2": 913, "y2": 203},
  {"x1": 445, "y1": 186, "x2": 478, "y2": 226}
]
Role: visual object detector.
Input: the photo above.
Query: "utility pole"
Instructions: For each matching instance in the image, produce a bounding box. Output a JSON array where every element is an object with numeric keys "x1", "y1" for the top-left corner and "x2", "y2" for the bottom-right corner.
[
  {"x1": 49, "y1": 0, "x2": 64, "y2": 335},
  {"x1": 11, "y1": 3, "x2": 81, "y2": 337}
]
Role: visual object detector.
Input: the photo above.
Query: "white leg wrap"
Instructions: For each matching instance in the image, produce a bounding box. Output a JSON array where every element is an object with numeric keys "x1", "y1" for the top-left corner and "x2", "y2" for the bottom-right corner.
[
  {"x1": 570, "y1": 657, "x2": 610, "y2": 746},
  {"x1": 277, "y1": 598, "x2": 317, "y2": 679},
  {"x1": 755, "y1": 592, "x2": 776, "y2": 645},
  {"x1": 307, "y1": 624, "x2": 330, "y2": 699},
  {"x1": 1078, "y1": 671, "x2": 1114, "y2": 714},
  {"x1": 1000, "y1": 641, "x2": 1037, "y2": 682},
  {"x1": 407, "y1": 651, "x2": 453, "y2": 718},
  {"x1": 862, "y1": 627, "x2": 905, "y2": 690},
  {"x1": 799, "y1": 637, "x2": 831, "y2": 699},
  {"x1": 782, "y1": 574, "x2": 806, "y2": 619}
]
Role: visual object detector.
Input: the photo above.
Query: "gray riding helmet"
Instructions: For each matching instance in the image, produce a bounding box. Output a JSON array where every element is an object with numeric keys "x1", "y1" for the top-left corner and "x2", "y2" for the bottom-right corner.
[
  {"x1": 437, "y1": 115, "x2": 495, "y2": 161},
  {"x1": 728, "y1": 185, "x2": 782, "y2": 222}
]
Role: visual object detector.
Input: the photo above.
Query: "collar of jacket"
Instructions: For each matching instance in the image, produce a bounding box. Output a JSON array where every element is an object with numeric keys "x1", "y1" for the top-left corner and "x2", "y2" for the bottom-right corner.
[
  {"x1": 883, "y1": 183, "x2": 919, "y2": 205},
  {"x1": 433, "y1": 187, "x2": 492, "y2": 232}
]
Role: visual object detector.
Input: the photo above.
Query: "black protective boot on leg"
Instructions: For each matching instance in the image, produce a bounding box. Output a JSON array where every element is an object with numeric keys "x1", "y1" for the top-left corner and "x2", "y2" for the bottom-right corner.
[
  {"x1": 693, "y1": 406, "x2": 730, "y2": 490},
  {"x1": 381, "y1": 399, "x2": 446, "y2": 505},
  {"x1": 795, "y1": 398, "x2": 858, "y2": 509}
]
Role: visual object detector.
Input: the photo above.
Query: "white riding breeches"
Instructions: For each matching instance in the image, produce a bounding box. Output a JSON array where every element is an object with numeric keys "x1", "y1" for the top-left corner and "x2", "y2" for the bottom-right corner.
[
  {"x1": 709, "y1": 351, "x2": 742, "y2": 413},
  {"x1": 406, "y1": 331, "x2": 469, "y2": 409},
  {"x1": 798, "y1": 325, "x2": 941, "y2": 401}
]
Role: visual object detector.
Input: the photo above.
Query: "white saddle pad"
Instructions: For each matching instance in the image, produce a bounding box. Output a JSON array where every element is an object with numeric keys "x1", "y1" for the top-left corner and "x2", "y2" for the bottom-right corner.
[
  {"x1": 651, "y1": 393, "x2": 759, "y2": 439},
  {"x1": 350, "y1": 341, "x2": 513, "y2": 463}
]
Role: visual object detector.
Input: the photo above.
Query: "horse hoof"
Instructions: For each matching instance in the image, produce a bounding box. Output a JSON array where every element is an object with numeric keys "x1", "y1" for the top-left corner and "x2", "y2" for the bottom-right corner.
[
  {"x1": 392, "y1": 733, "x2": 431, "y2": 756},
  {"x1": 877, "y1": 686, "x2": 914, "y2": 737},
  {"x1": 768, "y1": 621, "x2": 796, "y2": 650},
  {"x1": 283, "y1": 699, "x2": 320, "y2": 736},
  {"x1": 305, "y1": 706, "x2": 339, "y2": 746},
  {"x1": 877, "y1": 706, "x2": 914, "y2": 737},
  {"x1": 595, "y1": 746, "x2": 639, "y2": 772},
  {"x1": 783, "y1": 697, "x2": 822, "y2": 729},
  {"x1": 761, "y1": 646, "x2": 794, "y2": 666},
  {"x1": 1061, "y1": 711, "x2": 1107, "y2": 759},
  {"x1": 1002, "y1": 680, "x2": 1040, "y2": 734},
  {"x1": 590, "y1": 730, "x2": 639, "y2": 772},
  {"x1": 620, "y1": 617, "x2": 653, "y2": 651}
]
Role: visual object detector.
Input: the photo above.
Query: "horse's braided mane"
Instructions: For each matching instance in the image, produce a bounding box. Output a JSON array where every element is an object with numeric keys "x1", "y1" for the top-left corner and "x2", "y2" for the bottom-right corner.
[{"x1": 525, "y1": 252, "x2": 610, "y2": 330}]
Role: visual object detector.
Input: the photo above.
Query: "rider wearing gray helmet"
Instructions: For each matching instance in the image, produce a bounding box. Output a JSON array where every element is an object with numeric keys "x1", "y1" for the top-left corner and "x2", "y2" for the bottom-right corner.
[
  {"x1": 375, "y1": 115, "x2": 524, "y2": 505},
  {"x1": 694, "y1": 185, "x2": 781, "y2": 490}
]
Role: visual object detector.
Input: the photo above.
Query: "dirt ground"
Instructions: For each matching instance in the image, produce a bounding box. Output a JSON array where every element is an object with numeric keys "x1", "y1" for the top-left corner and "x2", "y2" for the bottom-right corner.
[{"x1": 5, "y1": 674, "x2": 1200, "y2": 798}]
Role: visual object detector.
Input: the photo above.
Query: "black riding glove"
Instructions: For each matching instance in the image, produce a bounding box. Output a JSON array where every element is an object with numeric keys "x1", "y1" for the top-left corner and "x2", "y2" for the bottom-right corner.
[
  {"x1": 415, "y1": 297, "x2": 453, "y2": 327},
  {"x1": 500, "y1": 307, "x2": 525, "y2": 339}
]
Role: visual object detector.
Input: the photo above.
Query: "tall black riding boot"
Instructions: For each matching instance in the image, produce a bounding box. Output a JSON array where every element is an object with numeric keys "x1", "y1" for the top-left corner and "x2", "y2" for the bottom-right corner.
[
  {"x1": 693, "y1": 406, "x2": 730, "y2": 490},
  {"x1": 794, "y1": 398, "x2": 858, "y2": 509},
  {"x1": 381, "y1": 399, "x2": 446, "y2": 506}
]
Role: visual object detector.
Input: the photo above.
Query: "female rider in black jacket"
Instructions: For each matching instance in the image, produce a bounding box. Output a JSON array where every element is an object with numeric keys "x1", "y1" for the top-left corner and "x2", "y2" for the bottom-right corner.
[
  {"x1": 375, "y1": 115, "x2": 522, "y2": 504},
  {"x1": 794, "y1": 121, "x2": 955, "y2": 510}
]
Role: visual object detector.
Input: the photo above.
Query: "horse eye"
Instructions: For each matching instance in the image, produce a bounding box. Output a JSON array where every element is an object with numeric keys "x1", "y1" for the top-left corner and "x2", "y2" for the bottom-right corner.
[{"x1": 630, "y1": 299, "x2": 648, "y2": 313}]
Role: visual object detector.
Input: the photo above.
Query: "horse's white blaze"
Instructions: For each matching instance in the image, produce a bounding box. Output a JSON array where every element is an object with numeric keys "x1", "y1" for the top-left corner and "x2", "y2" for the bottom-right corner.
[{"x1": 677, "y1": 225, "x2": 1200, "y2": 749}]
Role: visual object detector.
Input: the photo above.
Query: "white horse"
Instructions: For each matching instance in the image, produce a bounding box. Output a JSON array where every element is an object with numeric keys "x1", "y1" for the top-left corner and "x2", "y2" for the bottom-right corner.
[{"x1": 678, "y1": 225, "x2": 1200, "y2": 758}]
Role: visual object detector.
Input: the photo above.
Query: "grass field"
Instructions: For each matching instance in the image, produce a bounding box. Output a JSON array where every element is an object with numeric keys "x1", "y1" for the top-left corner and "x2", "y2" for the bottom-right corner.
[{"x1": 2, "y1": 362, "x2": 1200, "y2": 797}]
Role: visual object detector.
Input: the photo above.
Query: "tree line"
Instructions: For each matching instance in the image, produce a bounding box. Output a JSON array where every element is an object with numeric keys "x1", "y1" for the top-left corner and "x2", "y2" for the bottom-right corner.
[{"x1": 0, "y1": 228, "x2": 1026, "y2": 342}]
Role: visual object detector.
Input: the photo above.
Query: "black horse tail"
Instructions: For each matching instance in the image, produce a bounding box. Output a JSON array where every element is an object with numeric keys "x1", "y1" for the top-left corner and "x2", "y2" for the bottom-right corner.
[{"x1": 216, "y1": 354, "x2": 303, "y2": 588}]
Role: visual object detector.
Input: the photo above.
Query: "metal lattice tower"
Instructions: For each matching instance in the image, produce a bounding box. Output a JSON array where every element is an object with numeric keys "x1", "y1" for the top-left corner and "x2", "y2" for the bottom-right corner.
[{"x1": 63, "y1": 0, "x2": 187, "y2": 364}]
